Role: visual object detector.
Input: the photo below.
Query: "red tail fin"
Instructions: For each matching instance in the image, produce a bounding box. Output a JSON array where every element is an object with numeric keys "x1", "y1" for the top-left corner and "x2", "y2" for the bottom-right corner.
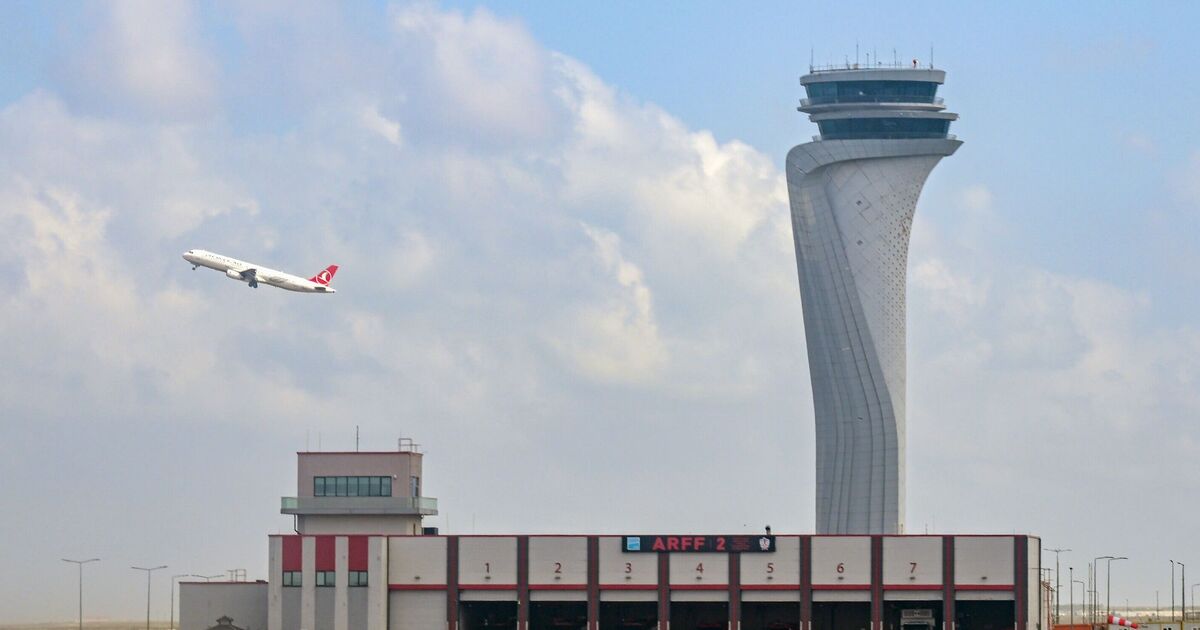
[{"x1": 309, "y1": 265, "x2": 338, "y2": 285}]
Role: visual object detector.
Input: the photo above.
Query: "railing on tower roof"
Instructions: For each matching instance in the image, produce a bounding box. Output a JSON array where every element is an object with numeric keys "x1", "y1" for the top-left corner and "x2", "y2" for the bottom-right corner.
[{"x1": 807, "y1": 60, "x2": 935, "y2": 74}]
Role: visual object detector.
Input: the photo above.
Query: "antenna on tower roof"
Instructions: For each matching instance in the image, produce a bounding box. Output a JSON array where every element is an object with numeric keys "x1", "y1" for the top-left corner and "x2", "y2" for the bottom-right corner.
[
  {"x1": 809, "y1": 47, "x2": 814, "y2": 73},
  {"x1": 856, "y1": 41, "x2": 859, "y2": 68},
  {"x1": 930, "y1": 44, "x2": 934, "y2": 69},
  {"x1": 355, "y1": 425, "x2": 359, "y2": 452}
]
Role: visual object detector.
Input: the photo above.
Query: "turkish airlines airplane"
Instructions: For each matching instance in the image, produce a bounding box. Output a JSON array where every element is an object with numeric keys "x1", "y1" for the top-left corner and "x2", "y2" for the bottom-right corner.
[{"x1": 183, "y1": 249, "x2": 338, "y2": 293}]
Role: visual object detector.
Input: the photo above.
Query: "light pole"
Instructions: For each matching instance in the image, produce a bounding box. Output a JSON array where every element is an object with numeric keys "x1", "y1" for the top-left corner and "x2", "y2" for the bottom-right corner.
[
  {"x1": 62, "y1": 558, "x2": 100, "y2": 630},
  {"x1": 1180, "y1": 563, "x2": 1186, "y2": 625},
  {"x1": 1073, "y1": 578, "x2": 1086, "y2": 627},
  {"x1": 1191, "y1": 583, "x2": 1199, "y2": 622},
  {"x1": 170, "y1": 573, "x2": 189, "y2": 630},
  {"x1": 1107, "y1": 556, "x2": 1128, "y2": 615},
  {"x1": 1047, "y1": 548, "x2": 1072, "y2": 625},
  {"x1": 131, "y1": 565, "x2": 167, "y2": 630},
  {"x1": 191, "y1": 573, "x2": 224, "y2": 582},
  {"x1": 1094, "y1": 556, "x2": 1115, "y2": 624}
]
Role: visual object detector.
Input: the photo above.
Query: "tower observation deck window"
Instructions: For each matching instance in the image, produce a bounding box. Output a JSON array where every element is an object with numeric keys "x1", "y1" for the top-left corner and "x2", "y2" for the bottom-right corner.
[
  {"x1": 816, "y1": 117, "x2": 950, "y2": 140},
  {"x1": 314, "y1": 476, "x2": 394, "y2": 497},
  {"x1": 804, "y1": 81, "x2": 937, "y2": 105}
]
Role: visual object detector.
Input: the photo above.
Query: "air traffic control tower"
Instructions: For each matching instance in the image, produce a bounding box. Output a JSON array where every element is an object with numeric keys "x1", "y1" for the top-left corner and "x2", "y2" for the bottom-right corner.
[{"x1": 785, "y1": 63, "x2": 960, "y2": 535}]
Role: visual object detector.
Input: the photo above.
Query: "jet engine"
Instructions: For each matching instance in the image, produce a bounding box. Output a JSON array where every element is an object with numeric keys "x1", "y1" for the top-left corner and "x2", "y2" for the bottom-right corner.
[{"x1": 225, "y1": 269, "x2": 244, "y2": 281}]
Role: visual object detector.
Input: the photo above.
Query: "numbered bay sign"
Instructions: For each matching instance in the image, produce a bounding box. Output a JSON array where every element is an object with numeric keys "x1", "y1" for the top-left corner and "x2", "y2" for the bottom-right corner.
[{"x1": 623, "y1": 535, "x2": 776, "y2": 553}]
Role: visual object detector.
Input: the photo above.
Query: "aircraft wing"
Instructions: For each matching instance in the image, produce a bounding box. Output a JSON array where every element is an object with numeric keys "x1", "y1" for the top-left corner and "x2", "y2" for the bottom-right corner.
[{"x1": 241, "y1": 268, "x2": 258, "y2": 288}]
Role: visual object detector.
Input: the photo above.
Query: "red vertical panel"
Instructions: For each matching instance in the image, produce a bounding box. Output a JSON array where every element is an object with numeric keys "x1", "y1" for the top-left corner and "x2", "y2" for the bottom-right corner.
[
  {"x1": 658, "y1": 553, "x2": 670, "y2": 630},
  {"x1": 518, "y1": 536, "x2": 529, "y2": 628},
  {"x1": 800, "y1": 536, "x2": 812, "y2": 630},
  {"x1": 729, "y1": 552, "x2": 741, "y2": 628},
  {"x1": 871, "y1": 536, "x2": 884, "y2": 630},
  {"x1": 282, "y1": 536, "x2": 303, "y2": 572},
  {"x1": 1016, "y1": 536, "x2": 1028, "y2": 630},
  {"x1": 349, "y1": 536, "x2": 369, "y2": 571},
  {"x1": 448, "y1": 537, "x2": 459, "y2": 630},
  {"x1": 587, "y1": 537, "x2": 599, "y2": 630},
  {"x1": 943, "y1": 536, "x2": 956, "y2": 630},
  {"x1": 315, "y1": 536, "x2": 336, "y2": 571}
]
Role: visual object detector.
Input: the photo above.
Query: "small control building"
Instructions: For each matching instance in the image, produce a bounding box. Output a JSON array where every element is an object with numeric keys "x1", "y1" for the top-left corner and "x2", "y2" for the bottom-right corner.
[{"x1": 180, "y1": 449, "x2": 1042, "y2": 630}]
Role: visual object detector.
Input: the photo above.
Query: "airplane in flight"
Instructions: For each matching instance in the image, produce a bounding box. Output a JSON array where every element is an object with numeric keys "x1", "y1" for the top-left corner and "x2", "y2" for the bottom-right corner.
[{"x1": 183, "y1": 249, "x2": 338, "y2": 293}]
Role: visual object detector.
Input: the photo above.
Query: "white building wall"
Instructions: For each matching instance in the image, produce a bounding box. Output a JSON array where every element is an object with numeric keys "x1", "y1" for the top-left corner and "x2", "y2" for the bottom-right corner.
[
  {"x1": 179, "y1": 582, "x2": 268, "y2": 630},
  {"x1": 529, "y1": 536, "x2": 587, "y2": 586},
  {"x1": 315, "y1": 588, "x2": 335, "y2": 630},
  {"x1": 302, "y1": 536, "x2": 317, "y2": 630},
  {"x1": 954, "y1": 537, "x2": 1014, "y2": 586},
  {"x1": 389, "y1": 591, "x2": 447, "y2": 630},
  {"x1": 335, "y1": 536, "x2": 349, "y2": 630},
  {"x1": 742, "y1": 536, "x2": 801, "y2": 586},
  {"x1": 883, "y1": 536, "x2": 942, "y2": 586},
  {"x1": 458, "y1": 537, "x2": 517, "y2": 585},
  {"x1": 389, "y1": 536, "x2": 447, "y2": 586},
  {"x1": 785, "y1": 137, "x2": 961, "y2": 535},
  {"x1": 368, "y1": 536, "x2": 389, "y2": 630},
  {"x1": 811, "y1": 536, "x2": 871, "y2": 585},
  {"x1": 597, "y1": 536, "x2": 656, "y2": 586},
  {"x1": 268, "y1": 537, "x2": 282, "y2": 630}
]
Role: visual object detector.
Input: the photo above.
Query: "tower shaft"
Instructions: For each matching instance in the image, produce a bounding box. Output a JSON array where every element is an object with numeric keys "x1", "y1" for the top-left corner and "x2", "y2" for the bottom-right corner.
[{"x1": 785, "y1": 67, "x2": 961, "y2": 534}]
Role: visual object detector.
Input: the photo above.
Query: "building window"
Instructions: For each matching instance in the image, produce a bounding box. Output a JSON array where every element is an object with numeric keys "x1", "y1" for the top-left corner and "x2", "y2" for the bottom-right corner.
[
  {"x1": 282, "y1": 571, "x2": 302, "y2": 587},
  {"x1": 316, "y1": 571, "x2": 335, "y2": 587},
  {"x1": 313, "y1": 476, "x2": 394, "y2": 497},
  {"x1": 349, "y1": 571, "x2": 368, "y2": 587},
  {"x1": 410, "y1": 476, "x2": 420, "y2": 497}
]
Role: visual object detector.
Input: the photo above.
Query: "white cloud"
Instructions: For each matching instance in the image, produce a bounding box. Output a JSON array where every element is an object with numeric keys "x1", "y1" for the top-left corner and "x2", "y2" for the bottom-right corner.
[
  {"x1": 552, "y1": 224, "x2": 667, "y2": 383},
  {"x1": 58, "y1": 0, "x2": 218, "y2": 120}
]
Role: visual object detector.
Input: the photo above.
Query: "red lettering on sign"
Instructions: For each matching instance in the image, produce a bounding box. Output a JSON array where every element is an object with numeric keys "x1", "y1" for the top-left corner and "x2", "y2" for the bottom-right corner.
[
  {"x1": 694, "y1": 537, "x2": 706, "y2": 550},
  {"x1": 716, "y1": 537, "x2": 726, "y2": 551},
  {"x1": 667, "y1": 537, "x2": 680, "y2": 551},
  {"x1": 652, "y1": 538, "x2": 666, "y2": 551}
]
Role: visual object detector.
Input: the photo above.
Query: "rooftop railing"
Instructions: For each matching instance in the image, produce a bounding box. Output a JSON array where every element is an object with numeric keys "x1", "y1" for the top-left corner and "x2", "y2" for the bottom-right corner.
[
  {"x1": 808, "y1": 60, "x2": 936, "y2": 74},
  {"x1": 281, "y1": 495, "x2": 439, "y2": 515}
]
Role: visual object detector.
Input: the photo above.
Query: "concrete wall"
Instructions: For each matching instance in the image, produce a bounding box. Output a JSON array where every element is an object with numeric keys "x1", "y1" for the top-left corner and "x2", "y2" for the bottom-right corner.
[
  {"x1": 299, "y1": 514, "x2": 423, "y2": 535},
  {"x1": 180, "y1": 582, "x2": 268, "y2": 630},
  {"x1": 388, "y1": 591, "x2": 446, "y2": 630},
  {"x1": 297, "y1": 452, "x2": 423, "y2": 498}
]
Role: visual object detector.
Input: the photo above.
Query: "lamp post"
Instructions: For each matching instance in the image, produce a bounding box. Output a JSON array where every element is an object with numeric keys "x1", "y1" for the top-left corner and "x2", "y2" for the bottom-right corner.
[
  {"x1": 1191, "y1": 583, "x2": 1199, "y2": 622},
  {"x1": 170, "y1": 573, "x2": 189, "y2": 630},
  {"x1": 1107, "y1": 556, "x2": 1128, "y2": 616},
  {"x1": 62, "y1": 558, "x2": 100, "y2": 630},
  {"x1": 131, "y1": 565, "x2": 167, "y2": 630},
  {"x1": 1094, "y1": 556, "x2": 1115, "y2": 624},
  {"x1": 1048, "y1": 548, "x2": 1072, "y2": 625},
  {"x1": 1073, "y1": 578, "x2": 1086, "y2": 628},
  {"x1": 191, "y1": 573, "x2": 224, "y2": 582}
]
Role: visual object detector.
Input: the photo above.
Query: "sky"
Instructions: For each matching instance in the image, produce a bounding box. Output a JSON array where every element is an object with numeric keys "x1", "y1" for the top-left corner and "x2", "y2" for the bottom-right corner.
[{"x1": 1, "y1": 0, "x2": 1199, "y2": 623}]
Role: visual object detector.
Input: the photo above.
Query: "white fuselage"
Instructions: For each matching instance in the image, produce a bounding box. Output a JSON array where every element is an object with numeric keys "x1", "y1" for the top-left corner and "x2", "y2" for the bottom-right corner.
[{"x1": 182, "y1": 249, "x2": 336, "y2": 293}]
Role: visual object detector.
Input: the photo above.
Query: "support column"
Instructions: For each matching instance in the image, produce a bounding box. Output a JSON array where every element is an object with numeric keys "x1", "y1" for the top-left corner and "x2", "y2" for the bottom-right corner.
[
  {"x1": 1015, "y1": 537, "x2": 1028, "y2": 630},
  {"x1": 871, "y1": 537, "x2": 883, "y2": 630},
  {"x1": 335, "y1": 537, "x2": 349, "y2": 630},
  {"x1": 518, "y1": 536, "x2": 530, "y2": 630},
  {"x1": 268, "y1": 537, "x2": 283, "y2": 630},
  {"x1": 587, "y1": 537, "x2": 599, "y2": 630},
  {"x1": 800, "y1": 536, "x2": 812, "y2": 630},
  {"x1": 729, "y1": 552, "x2": 741, "y2": 630},
  {"x1": 943, "y1": 537, "x2": 955, "y2": 630},
  {"x1": 302, "y1": 536, "x2": 316, "y2": 630},
  {"x1": 658, "y1": 553, "x2": 670, "y2": 630},
  {"x1": 367, "y1": 536, "x2": 389, "y2": 630},
  {"x1": 448, "y1": 537, "x2": 459, "y2": 630}
]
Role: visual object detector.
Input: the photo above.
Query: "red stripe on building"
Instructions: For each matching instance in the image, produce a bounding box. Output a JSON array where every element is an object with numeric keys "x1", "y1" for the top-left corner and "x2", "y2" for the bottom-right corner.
[
  {"x1": 315, "y1": 536, "x2": 336, "y2": 571},
  {"x1": 282, "y1": 536, "x2": 303, "y2": 572},
  {"x1": 348, "y1": 536, "x2": 369, "y2": 571}
]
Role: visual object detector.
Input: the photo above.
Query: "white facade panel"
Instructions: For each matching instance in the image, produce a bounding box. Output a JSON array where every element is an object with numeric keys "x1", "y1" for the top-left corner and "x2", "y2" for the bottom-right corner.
[
  {"x1": 670, "y1": 591, "x2": 729, "y2": 602},
  {"x1": 669, "y1": 552, "x2": 728, "y2": 586},
  {"x1": 786, "y1": 128, "x2": 961, "y2": 535},
  {"x1": 741, "y1": 536, "x2": 801, "y2": 586},
  {"x1": 529, "y1": 536, "x2": 587, "y2": 586},
  {"x1": 883, "y1": 590, "x2": 942, "y2": 601},
  {"x1": 367, "y1": 536, "x2": 389, "y2": 630},
  {"x1": 460, "y1": 590, "x2": 518, "y2": 601},
  {"x1": 388, "y1": 591, "x2": 446, "y2": 630},
  {"x1": 302, "y1": 537, "x2": 316, "y2": 630},
  {"x1": 179, "y1": 582, "x2": 268, "y2": 630},
  {"x1": 268, "y1": 537, "x2": 283, "y2": 630},
  {"x1": 388, "y1": 536, "x2": 447, "y2": 585},
  {"x1": 530, "y1": 590, "x2": 587, "y2": 602},
  {"x1": 458, "y1": 537, "x2": 518, "y2": 585},
  {"x1": 315, "y1": 588, "x2": 334, "y2": 630},
  {"x1": 335, "y1": 537, "x2": 348, "y2": 630},
  {"x1": 742, "y1": 590, "x2": 801, "y2": 602},
  {"x1": 812, "y1": 590, "x2": 870, "y2": 602},
  {"x1": 811, "y1": 537, "x2": 871, "y2": 585},
  {"x1": 598, "y1": 536, "x2": 657, "y2": 586},
  {"x1": 600, "y1": 590, "x2": 657, "y2": 602},
  {"x1": 954, "y1": 537, "x2": 1014, "y2": 586},
  {"x1": 883, "y1": 536, "x2": 942, "y2": 586}
]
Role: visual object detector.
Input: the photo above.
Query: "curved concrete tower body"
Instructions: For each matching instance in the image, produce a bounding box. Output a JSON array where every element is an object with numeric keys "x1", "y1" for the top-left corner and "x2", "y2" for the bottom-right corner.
[{"x1": 785, "y1": 66, "x2": 961, "y2": 534}]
